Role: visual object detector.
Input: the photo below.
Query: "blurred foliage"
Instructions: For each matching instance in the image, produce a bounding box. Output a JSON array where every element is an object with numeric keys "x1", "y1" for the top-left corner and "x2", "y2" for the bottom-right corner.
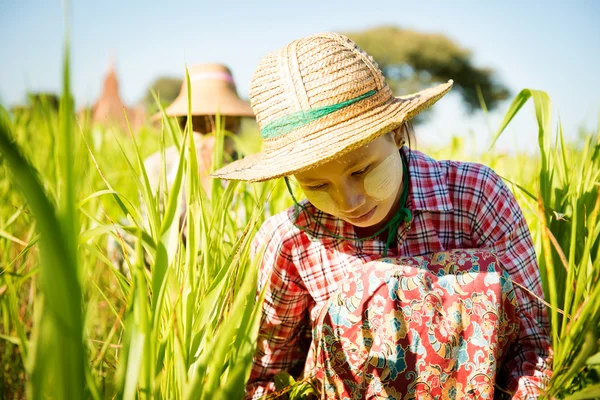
[
  {"x1": 346, "y1": 26, "x2": 510, "y2": 120},
  {"x1": 142, "y1": 77, "x2": 183, "y2": 114},
  {"x1": 26, "y1": 93, "x2": 60, "y2": 111},
  {"x1": 9, "y1": 92, "x2": 62, "y2": 122}
]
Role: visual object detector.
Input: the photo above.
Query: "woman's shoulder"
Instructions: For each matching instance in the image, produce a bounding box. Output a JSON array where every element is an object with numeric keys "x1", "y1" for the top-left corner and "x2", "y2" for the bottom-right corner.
[
  {"x1": 447, "y1": 160, "x2": 502, "y2": 190},
  {"x1": 408, "y1": 149, "x2": 509, "y2": 214},
  {"x1": 412, "y1": 149, "x2": 504, "y2": 190},
  {"x1": 411, "y1": 149, "x2": 498, "y2": 177}
]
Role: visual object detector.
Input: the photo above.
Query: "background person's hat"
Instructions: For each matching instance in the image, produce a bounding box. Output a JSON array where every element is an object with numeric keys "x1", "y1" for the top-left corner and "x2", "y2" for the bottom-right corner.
[
  {"x1": 211, "y1": 33, "x2": 453, "y2": 182},
  {"x1": 153, "y1": 63, "x2": 254, "y2": 120}
]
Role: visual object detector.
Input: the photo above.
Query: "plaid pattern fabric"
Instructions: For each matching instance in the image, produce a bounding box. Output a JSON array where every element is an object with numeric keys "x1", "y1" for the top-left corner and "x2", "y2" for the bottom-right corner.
[{"x1": 246, "y1": 147, "x2": 552, "y2": 400}]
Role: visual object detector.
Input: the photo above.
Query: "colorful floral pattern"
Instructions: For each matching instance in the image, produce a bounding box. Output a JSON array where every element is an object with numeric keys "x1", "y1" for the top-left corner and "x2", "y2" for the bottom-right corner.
[{"x1": 304, "y1": 249, "x2": 519, "y2": 399}]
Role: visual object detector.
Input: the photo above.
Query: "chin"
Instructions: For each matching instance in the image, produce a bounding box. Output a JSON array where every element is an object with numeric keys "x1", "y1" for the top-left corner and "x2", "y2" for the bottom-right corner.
[
  {"x1": 344, "y1": 219, "x2": 368, "y2": 228},
  {"x1": 359, "y1": 217, "x2": 386, "y2": 228},
  {"x1": 343, "y1": 208, "x2": 387, "y2": 228}
]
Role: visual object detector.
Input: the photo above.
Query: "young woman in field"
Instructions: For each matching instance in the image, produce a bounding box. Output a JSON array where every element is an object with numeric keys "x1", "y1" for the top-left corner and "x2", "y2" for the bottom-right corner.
[{"x1": 212, "y1": 33, "x2": 552, "y2": 399}]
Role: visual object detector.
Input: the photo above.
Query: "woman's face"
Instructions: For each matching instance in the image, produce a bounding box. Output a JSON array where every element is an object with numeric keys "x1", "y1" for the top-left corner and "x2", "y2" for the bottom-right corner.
[
  {"x1": 294, "y1": 130, "x2": 405, "y2": 229},
  {"x1": 180, "y1": 115, "x2": 241, "y2": 135},
  {"x1": 180, "y1": 115, "x2": 241, "y2": 159}
]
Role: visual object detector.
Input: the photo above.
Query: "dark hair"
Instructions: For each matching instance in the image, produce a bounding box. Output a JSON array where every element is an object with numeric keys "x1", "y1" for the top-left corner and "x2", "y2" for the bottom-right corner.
[{"x1": 177, "y1": 115, "x2": 242, "y2": 135}]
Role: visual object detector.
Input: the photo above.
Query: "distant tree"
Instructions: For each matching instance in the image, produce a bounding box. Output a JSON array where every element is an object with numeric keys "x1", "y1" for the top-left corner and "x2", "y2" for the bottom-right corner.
[
  {"x1": 346, "y1": 26, "x2": 509, "y2": 117},
  {"x1": 27, "y1": 92, "x2": 60, "y2": 111},
  {"x1": 142, "y1": 77, "x2": 183, "y2": 114}
]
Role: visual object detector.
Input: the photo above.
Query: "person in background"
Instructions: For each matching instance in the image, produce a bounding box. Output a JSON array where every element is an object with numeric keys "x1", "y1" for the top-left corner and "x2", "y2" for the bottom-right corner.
[
  {"x1": 146, "y1": 63, "x2": 254, "y2": 194},
  {"x1": 107, "y1": 63, "x2": 254, "y2": 276}
]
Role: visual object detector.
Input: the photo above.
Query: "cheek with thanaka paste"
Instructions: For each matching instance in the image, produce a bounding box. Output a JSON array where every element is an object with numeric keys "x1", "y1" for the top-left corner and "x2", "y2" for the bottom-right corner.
[
  {"x1": 364, "y1": 153, "x2": 402, "y2": 201},
  {"x1": 303, "y1": 189, "x2": 339, "y2": 215}
]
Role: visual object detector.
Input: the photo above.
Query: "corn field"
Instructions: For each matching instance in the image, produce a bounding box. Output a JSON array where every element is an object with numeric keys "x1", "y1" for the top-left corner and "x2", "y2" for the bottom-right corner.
[{"x1": 1, "y1": 35, "x2": 600, "y2": 400}]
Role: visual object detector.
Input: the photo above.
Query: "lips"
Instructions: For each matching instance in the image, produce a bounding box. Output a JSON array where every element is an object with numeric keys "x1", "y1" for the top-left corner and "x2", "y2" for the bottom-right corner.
[{"x1": 345, "y1": 206, "x2": 377, "y2": 224}]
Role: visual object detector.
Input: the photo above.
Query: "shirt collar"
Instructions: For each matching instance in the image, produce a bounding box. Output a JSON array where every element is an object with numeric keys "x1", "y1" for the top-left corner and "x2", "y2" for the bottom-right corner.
[{"x1": 403, "y1": 147, "x2": 453, "y2": 213}]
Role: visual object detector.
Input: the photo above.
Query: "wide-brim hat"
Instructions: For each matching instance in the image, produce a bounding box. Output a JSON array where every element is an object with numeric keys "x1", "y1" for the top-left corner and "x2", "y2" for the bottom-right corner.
[
  {"x1": 152, "y1": 63, "x2": 254, "y2": 120},
  {"x1": 211, "y1": 33, "x2": 453, "y2": 182}
]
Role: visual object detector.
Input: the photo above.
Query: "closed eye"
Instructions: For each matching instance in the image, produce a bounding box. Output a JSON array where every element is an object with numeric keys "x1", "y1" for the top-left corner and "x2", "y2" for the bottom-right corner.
[
  {"x1": 351, "y1": 165, "x2": 370, "y2": 177},
  {"x1": 306, "y1": 183, "x2": 328, "y2": 190}
]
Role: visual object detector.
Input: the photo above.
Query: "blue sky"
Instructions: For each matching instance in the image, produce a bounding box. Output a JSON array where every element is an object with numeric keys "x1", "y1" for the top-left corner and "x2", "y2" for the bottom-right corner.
[{"x1": 1, "y1": 0, "x2": 599, "y2": 153}]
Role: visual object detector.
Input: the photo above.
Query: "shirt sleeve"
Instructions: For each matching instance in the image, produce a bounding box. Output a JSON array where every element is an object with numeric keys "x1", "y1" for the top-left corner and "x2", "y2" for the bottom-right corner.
[
  {"x1": 245, "y1": 217, "x2": 311, "y2": 400},
  {"x1": 471, "y1": 166, "x2": 553, "y2": 398}
]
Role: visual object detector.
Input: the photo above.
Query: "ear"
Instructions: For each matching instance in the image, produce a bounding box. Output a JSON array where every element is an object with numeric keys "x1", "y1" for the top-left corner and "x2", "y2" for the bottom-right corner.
[{"x1": 390, "y1": 124, "x2": 408, "y2": 149}]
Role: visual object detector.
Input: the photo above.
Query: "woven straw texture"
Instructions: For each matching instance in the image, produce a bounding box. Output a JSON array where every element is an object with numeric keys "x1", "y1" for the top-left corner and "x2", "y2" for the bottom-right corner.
[{"x1": 212, "y1": 33, "x2": 452, "y2": 181}]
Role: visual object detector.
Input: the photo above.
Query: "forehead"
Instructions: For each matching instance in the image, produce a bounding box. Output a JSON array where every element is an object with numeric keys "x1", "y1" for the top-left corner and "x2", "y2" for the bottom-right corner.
[{"x1": 295, "y1": 134, "x2": 392, "y2": 182}]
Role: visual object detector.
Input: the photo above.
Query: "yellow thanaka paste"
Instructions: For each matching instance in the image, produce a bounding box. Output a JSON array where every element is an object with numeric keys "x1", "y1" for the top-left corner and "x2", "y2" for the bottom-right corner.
[
  {"x1": 303, "y1": 189, "x2": 339, "y2": 215},
  {"x1": 364, "y1": 153, "x2": 402, "y2": 201}
]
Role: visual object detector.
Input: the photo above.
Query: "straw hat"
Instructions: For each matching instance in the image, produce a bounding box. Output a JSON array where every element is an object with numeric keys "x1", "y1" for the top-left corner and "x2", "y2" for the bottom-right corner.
[
  {"x1": 211, "y1": 33, "x2": 453, "y2": 182},
  {"x1": 153, "y1": 63, "x2": 254, "y2": 119}
]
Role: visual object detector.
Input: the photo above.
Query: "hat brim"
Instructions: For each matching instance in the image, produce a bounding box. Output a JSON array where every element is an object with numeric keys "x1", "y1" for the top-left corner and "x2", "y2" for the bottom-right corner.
[
  {"x1": 151, "y1": 92, "x2": 255, "y2": 121},
  {"x1": 211, "y1": 80, "x2": 453, "y2": 182}
]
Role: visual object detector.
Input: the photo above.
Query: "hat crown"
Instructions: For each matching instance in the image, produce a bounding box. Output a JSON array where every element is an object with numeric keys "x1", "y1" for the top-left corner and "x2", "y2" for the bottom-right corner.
[
  {"x1": 159, "y1": 63, "x2": 254, "y2": 118},
  {"x1": 181, "y1": 63, "x2": 237, "y2": 94},
  {"x1": 249, "y1": 33, "x2": 389, "y2": 133},
  {"x1": 189, "y1": 63, "x2": 233, "y2": 75}
]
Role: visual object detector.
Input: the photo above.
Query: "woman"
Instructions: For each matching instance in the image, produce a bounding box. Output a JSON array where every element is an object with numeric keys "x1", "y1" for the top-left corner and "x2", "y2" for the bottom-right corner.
[
  {"x1": 108, "y1": 64, "x2": 254, "y2": 276},
  {"x1": 212, "y1": 33, "x2": 551, "y2": 399},
  {"x1": 147, "y1": 62, "x2": 254, "y2": 192}
]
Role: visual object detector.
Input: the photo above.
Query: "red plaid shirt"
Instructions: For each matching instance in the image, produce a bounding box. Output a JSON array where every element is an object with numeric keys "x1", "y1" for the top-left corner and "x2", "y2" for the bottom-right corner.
[{"x1": 247, "y1": 148, "x2": 552, "y2": 399}]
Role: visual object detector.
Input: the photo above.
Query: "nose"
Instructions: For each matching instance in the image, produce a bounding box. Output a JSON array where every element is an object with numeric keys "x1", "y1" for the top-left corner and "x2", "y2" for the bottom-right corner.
[{"x1": 333, "y1": 183, "x2": 366, "y2": 213}]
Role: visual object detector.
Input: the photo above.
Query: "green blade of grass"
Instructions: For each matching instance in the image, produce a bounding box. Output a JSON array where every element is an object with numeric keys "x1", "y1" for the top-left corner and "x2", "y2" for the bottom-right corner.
[{"x1": 0, "y1": 67, "x2": 85, "y2": 400}]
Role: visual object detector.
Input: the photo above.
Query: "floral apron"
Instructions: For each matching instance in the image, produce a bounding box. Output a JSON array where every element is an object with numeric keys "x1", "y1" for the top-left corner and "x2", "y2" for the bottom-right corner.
[{"x1": 304, "y1": 249, "x2": 520, "y2": 400}]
